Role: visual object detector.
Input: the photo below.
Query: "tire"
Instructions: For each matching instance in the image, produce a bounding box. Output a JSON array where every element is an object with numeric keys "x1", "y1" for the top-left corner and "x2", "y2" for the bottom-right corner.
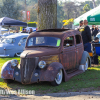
[
  {"x1": 15, "y1": 52, "x2": 21, "y2": 57},
  {"x1": 84, "y1": 58, "x2": 89, "y2": 71},
  {"x1": 3, "y1": 79, "x2": 14, "y2": 84},
  {"x1": 51, "y1": 69, "x2": 63, "y2": 86}
]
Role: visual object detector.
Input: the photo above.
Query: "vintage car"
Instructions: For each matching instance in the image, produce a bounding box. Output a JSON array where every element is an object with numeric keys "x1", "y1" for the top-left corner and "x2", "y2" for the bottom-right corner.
[
  {"x1": 1, "y1": 29, "x2": 91, "y2": 86},
  {"x1": 0, "y1": 33, "x2": 29, "y2": 57}
]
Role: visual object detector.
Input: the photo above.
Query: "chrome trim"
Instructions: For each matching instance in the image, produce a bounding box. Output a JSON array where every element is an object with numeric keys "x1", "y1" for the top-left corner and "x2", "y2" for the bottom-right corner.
[{"x1": 0, "y1": 55, "x2": 9, "y2": 57}]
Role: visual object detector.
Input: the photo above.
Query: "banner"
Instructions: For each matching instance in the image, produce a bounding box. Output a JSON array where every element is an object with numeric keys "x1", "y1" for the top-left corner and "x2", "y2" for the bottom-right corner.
[{"x1": 27, "y1": 11, "x2": 30, "y2": 20}]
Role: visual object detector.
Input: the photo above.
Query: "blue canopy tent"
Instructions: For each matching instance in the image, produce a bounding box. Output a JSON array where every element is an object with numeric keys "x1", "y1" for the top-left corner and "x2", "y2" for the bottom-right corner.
[
  {"x1": 0, "y1": 17, "x2": 27, "y2": 34},
  {"x1": 0, "y1": 17, "x2": 27, "y2": 27}
]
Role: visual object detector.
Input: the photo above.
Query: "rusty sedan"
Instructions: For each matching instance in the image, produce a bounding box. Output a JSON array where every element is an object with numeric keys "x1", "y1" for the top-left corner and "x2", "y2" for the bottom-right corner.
[{"x1": 1, "y1": 29, "x2": 91, "y2": 86}]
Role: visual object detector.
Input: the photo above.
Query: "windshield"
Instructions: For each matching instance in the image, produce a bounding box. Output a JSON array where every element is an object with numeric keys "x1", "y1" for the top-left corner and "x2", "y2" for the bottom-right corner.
[
  {"x1": 27, "y1": 37, "x2": 61, "y2": 47},
  {"x1": 0, "y1": 38, "x2": 15, "y2": 44}
]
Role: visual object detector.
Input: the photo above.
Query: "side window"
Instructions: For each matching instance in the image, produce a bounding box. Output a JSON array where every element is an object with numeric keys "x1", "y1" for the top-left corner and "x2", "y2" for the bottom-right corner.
[
  {"x1": 63, "y1": 36, "x2": 74, "y2": 47},
  {"x1": 28, "y1": 37, "x2": 33, "y2": 46},
  {"x1": 75, "y1": 35, "x2": 82, "y2": 44},
  {"x1": 19, "y1": 37, "x2": 27, "y2": 44}
]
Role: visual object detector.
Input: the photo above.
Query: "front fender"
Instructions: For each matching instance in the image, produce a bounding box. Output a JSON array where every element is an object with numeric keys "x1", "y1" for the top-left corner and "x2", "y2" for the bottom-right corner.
[
  {"x1": 1, "y1": 61, "x2": 14, "y2": 80},
  {"x1": 80, "y1": 51, "x2": 91, "y2": 67},
  {"x1": 39, "y1": 62, "x2": 67, "y2": 82}
]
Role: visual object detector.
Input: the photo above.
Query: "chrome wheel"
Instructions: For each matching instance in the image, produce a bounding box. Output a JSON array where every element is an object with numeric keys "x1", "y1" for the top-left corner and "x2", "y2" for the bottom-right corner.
[
  {"x1": 55, "y1": 69, "x2": 63, "y2": 84},
  {"x1": 51, "y1": 69, "x2": 63, "y2": 86},
  {"x1": 85, "y1": 58, "x2": 88, "y2": 71}
]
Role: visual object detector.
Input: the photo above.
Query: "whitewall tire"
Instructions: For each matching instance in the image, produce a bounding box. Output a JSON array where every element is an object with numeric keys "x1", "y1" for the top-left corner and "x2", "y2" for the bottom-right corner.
[
  {"x1": 51, "y1": 69, "x2": 63, "y2": 86},
  {"x1": 85, "y1": 58, "x2": 89, "y2": 71}
]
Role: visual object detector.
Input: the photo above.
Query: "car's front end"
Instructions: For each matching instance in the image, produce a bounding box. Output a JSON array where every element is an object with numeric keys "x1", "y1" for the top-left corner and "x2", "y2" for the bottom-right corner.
[
  {"x1": 1, "y1": 47, "x2": 61, "y2": 84},
  {"x1": 1, "y1": 35, "x2": 63, "y2": 84}
]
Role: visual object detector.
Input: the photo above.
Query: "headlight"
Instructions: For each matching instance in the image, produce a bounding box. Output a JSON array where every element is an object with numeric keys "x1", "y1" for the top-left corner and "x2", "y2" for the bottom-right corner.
[
  {"x1": 38, "y1": 61, "x2": 46, "y2": 69},
  {"x1": 11, "y1": 59, "x2": 18, "y2": 67}
]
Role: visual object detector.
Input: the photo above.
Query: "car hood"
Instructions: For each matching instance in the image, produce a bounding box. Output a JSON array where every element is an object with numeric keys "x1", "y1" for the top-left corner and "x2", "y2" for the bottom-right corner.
[{"x1": 20, "y1": 47, "x2": 60, "y2": 58}]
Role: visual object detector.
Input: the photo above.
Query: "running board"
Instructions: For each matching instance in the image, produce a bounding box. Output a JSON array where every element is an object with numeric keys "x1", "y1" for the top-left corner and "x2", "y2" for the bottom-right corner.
[{"x1": 66, "y1": 70, "x2": 84, "y2": 81}]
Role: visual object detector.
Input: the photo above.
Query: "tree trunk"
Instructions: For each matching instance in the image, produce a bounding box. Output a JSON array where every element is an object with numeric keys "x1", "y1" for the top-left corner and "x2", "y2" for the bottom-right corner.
[{"x1": 37, "y1": 0, "x2": 57, "y2": 30}]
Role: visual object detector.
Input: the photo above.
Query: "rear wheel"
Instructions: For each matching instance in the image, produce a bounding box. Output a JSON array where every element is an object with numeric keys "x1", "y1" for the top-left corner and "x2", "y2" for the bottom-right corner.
[
  {"x1": 51, "y1": 69, "x2": 63, "y2": 86},
  {"x1": 84, "y1": 58, "x2": 89, "y2": 71},
  {"x1": 3, "y1": 79, "x2": 14, "y2": 84},
  {"x1": 14, "y1": 52, "x2": 21, "y2": 57}
]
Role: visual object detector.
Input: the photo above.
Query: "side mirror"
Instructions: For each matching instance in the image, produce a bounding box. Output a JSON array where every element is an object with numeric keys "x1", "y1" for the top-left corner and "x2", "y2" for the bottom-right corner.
[
  {"x1": 66, "y1": 43, "x2": 70, "y2": 47},
  {"x1": 18, "y1": 43, "x2": 21, "y2": 46}
]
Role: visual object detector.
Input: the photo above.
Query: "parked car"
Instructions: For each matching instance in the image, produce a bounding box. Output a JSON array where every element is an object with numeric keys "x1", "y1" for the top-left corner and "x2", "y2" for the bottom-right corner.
[
  {"x1": 1, "y1": 29, "x2": 91, "y2": 86},
  {"x1": 0, "y1": 33, "x2": 29, "y2": 57},
  {"x1": 96, "y1": 32, "x2": 100, "y2": 41}
]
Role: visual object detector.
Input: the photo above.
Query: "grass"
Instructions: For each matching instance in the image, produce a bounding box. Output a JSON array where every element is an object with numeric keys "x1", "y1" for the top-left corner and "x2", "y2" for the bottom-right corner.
[{"x1": 0, "y1": 57, "x2": 100, "y2": 94}]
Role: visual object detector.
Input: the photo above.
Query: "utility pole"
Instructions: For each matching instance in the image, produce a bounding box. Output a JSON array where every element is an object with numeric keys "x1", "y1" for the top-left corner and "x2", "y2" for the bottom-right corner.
[{"x1": 92, "y1": 0, "x2": 96, "y2": 8}]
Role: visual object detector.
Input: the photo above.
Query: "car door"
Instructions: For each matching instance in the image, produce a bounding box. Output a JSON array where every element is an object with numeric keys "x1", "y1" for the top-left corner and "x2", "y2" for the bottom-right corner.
[
  {"x1": 18, "y1": 37, "x2": 27, "y2": 52},
  {"x1": 75, "y1": 34, "x2": 84, "y2": 69},
  {"x1": 62, "y1": 35, "x2": 77, "y2": 70}
]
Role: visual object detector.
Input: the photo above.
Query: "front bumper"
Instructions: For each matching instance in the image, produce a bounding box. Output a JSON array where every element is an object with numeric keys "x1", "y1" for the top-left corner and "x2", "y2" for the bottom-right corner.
[{"x1": 0, "y1": 54, "x2": 10, "y2": 57}]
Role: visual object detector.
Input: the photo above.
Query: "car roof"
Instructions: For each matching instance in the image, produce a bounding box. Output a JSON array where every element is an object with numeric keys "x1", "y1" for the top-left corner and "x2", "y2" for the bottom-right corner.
[
  {"x1": 28, "y1": 29, "x2": 80, "y2": 39},
  {"x1": 4, "y1": 33, "x2": 29, "y2": 38}
]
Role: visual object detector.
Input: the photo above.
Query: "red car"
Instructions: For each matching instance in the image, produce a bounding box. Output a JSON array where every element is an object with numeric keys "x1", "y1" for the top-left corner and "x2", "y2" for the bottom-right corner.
[{"x1": 1, "y1": 29, "x2": 91, "y2": 86}]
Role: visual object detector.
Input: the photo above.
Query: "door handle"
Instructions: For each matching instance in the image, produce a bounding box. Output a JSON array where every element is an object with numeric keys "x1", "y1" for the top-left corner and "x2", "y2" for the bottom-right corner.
[{"x1": 61, "y1": 51, "x2": 63, "y2": 54}]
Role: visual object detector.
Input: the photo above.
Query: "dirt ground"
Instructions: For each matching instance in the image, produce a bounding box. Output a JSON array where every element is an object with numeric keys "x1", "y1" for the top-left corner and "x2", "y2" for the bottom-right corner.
[{"x1": 1, "y1": 91, "x2": 100, "y2": 100}]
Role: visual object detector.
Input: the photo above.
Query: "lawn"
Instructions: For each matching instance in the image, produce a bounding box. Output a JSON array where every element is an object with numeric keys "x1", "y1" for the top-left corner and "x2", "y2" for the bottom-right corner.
[{"x1": 0, "y1": 57, "x2": 100, "y2": 94}]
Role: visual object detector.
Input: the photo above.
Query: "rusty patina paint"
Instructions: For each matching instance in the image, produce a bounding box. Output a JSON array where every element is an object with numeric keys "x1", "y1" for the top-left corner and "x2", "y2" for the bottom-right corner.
[
  {"x1": 19, "y1": 29, "x2": 84, "y2": 84},
  {"x1": 1, "y1": 61, "x2": 14, "y2": 80},
  {"x1": 2, "y1": 29, "x2": 85, "y2": 84},
  {"x1": 39, "y1": 62, "x2": 63, "y2": 82},
  {"x1": 40, "y1": 55, "x2": 59, "y2": 65}
]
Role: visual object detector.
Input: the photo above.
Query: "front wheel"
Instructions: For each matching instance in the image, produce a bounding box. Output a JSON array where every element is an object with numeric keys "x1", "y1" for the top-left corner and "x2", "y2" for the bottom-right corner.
[{"x1": 51, "y1": 69, "x2": 63, "y2": 86}]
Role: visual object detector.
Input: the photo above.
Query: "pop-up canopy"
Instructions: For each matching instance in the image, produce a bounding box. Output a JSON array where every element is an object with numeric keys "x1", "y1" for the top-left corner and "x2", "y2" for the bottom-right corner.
[
  {"x1": 87, "y1": 9, "x2": 100, "y2": 25},
  {"x1": 0, "y1": 17, "x2": 27, "y2": 27},
  {"x1": 74, "y1": 5, "x2": 100, "y2": 26}
]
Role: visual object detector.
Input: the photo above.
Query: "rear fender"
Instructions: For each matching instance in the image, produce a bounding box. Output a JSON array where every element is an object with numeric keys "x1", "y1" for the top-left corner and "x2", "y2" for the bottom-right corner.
[
  {"x1": 39, "y1": 62, "x2": 67, "y2": 82},
  {"x1": 79, "y1": 51, "x2": 91, "y2": 67},
  {"x1": 1, "y1": 61, "x2": 14, "y2": 80}
]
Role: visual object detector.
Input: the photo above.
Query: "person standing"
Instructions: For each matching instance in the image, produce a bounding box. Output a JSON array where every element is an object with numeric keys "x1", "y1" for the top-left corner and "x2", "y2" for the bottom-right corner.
[
  {"x1": 29, "y1": 28, "x2": 33, "y2": 34},
  {"x1": 78, "y1": 20, "x2": 92, "y2": 52},
  {"x1": 92, "y1": 26, "x2": 99, "y2": 39},
  {"x1": 92, "y1": 25, "x2": 95, "y2": 33},
  {"x1": 92, "y1": 37, "x2": 99, "y2": 64},
  {"x1": 77, "y1": 20, "x2": 83, "y2": 31}
]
